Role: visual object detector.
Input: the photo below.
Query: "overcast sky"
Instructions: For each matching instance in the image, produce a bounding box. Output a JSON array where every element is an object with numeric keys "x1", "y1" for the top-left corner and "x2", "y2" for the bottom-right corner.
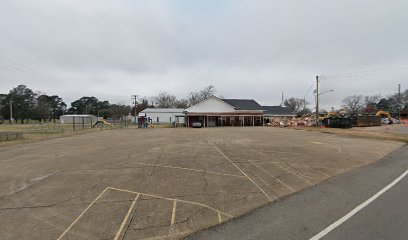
[{"x1": 0, "y1": 0, "x2": 407, "y2": 110}]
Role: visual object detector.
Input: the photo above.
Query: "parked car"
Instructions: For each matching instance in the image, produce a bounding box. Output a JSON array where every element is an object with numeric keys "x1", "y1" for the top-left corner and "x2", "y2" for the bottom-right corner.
[{"x1": 192, "y1": 122, "x2": 202, "y2": 128}]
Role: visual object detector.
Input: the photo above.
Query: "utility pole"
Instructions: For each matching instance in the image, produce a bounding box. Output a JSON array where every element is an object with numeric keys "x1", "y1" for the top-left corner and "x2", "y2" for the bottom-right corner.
[
  {"x1": 131, "y1": 95, "x2": 138, "y2": 125},
  {"x1": 9, "y1": 99, "x2": 13, "y2": 124},
  {"x1": 398, "y1": 84, "x2": 401, "y2": 122},
  {"x1": 303, "y1": 98, "x2": 306, "y2": 116},
  {"x1": 315, "y1": 75, "x2": 319, "y2": 126}
]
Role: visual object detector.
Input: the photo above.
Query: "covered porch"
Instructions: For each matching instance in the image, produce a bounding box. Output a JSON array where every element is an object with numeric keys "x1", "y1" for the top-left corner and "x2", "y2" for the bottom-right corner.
[{"x1": 186, "y1": 114, "x2": 264, "y2": 127}]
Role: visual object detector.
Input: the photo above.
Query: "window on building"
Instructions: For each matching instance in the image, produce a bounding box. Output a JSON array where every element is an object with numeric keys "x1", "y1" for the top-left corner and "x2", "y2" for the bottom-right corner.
[
  {"x1": 169, "y1": 117, "x2": 172, "y2": 122},
  {"x1": 157, "y1": 117, "x2": 159, "y2": 123}
]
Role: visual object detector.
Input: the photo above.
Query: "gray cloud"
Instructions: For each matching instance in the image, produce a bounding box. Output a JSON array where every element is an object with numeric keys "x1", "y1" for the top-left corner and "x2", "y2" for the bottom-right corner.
[{"x1": 0, "y1": 0, "x2": 407, "y2": 109}]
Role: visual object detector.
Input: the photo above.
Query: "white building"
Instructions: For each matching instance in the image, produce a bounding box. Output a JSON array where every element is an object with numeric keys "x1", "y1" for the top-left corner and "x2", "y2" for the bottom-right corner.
[
  {"x1": 140, "y1": 108, "x2": 185, "y2": 124},
  {"x1": 184, "y1": 97, "x2": 265, "y2": 127}
]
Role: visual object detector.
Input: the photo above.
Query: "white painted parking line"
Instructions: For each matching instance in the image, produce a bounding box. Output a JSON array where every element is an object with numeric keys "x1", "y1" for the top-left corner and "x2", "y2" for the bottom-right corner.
[
  {"x1": 248, "y1": 160, "x2": 294, "y2": 192},
  {"x1": 309, "y1": 169, "x2": 408, "y2": 240},
  {"x1": 200, "y1": 132, "x2": 273, "y2": 201}
]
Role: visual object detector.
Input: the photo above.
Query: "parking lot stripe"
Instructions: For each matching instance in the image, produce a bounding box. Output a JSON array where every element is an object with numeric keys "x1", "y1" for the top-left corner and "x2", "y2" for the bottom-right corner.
[
  {"x1": 114, "y1": 193, "x2": 140, "y2": 240},
  {"x1": 200, "y1": 133, "x2": 273, "y2": 201},
  {"x1": 247, "y1": 160, "x2": 334, "y2": 179},
  {"x1": 248, "y1": 160, "x2": 295, "y2": 192},
  {"x1": 171, "y1": 200, "x2": 177, "y2": 226},
  {"x1": 156, "y1": 151, "x2": 221, "y2": 159},
  {"x1": 132, "y1": 162, "x2": 246, "y2": 178},
  {"x1": 217, "y1": 212, "x2": 222, "y2": 223},
  {"x1": 107, "y1": 187, "x2": 234, "y2": 218},
  {"x1": 236, "y1": 148, "x2": 302, "y2": 155},
  {"x1": 56, "y1": 187, "x2": 109, "y2": 240},
  {"x1": 168, "y1": 200, "x2": 178, "y2": 236},
  {"x1": 264, "y1": 161, "x2": 337, "y2": 170},
  {"x1": 272, "y1": 162, "x2": 313, "y2": 185}
]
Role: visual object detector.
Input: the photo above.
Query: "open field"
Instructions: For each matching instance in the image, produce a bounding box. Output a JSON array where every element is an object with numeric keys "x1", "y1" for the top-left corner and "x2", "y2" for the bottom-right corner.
[
  {"x1": 0, "y1": 123, "x2": 130, "y2": 146},
  {"x1": 0, "y1": 127, "x2": 404, "y2": 239}
]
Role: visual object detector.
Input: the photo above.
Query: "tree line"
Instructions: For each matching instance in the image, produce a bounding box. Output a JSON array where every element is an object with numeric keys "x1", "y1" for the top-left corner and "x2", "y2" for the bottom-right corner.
[
  {"x1": 283, "y1": 89, "x2": 408, "y2": 116},
  {"x1": 341, "y1": 91, "x2": 408, "y2": 115},
  {"x1": 0, "y1": 85, "x2": 66, "y2": 124},
  {"x1": 2, "y1": 84, "x2": 405, "y2": 123},
  {"x1": 0, "y1": 85, "x2": 217, "y2": 124}
]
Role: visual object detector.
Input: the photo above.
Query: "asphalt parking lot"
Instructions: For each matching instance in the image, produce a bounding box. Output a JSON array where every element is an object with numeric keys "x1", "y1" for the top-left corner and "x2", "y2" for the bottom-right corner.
[{"x1": 0, "y1": 127, "x2": 403, "y2": 240}]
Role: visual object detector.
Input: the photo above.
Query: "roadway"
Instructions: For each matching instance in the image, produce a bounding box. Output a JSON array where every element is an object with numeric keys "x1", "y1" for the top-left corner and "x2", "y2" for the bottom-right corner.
[{"x1": 188, "y1": 145, "x2": 408, "y2": 240}]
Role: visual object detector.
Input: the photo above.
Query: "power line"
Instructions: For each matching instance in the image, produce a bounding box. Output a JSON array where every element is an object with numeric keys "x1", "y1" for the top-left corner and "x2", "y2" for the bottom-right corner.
[
  {"x1": 0, "y1": 56, "x2": 65, "y2": 85},
  {"x1": 303, "y1": 82, "x2": 315, "y2": 99},
  {"x1": 0, "y1": 56, "x2": 58, "y2": 79},
  {"x1": 320, "y1": 63, "x2": 408, "y2": 80}
]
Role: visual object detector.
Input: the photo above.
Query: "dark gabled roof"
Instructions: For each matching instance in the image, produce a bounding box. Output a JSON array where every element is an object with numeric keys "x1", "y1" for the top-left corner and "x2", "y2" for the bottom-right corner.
[
  {"x1": 262, "y1": 106, "x2": 296, "y2": 116},
  {"x1": 221, "y1": 99, "x2": 263, "y2": 110}
]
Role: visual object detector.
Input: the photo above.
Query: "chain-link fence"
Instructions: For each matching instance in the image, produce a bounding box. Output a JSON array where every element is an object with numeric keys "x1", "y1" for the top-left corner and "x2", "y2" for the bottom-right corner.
[
  {"x1": 0, "y1": 132, "x2": 23, "y2": 141},
  {"x1": 0, "y1": 120, "x2": 129, "y2": 142}
]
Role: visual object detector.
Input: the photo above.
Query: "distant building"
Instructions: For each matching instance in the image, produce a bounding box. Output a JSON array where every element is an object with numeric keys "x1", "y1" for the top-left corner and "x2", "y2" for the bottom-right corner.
[
  {"x1": 262, "y1": 106, "x2": 296, "y2": 118},
  {"x1": 140, "y1": 108, "x2": 185, "y2": 124},
  {"x1": 60, "y1": 114, "x2": 98, "y2": 124}
]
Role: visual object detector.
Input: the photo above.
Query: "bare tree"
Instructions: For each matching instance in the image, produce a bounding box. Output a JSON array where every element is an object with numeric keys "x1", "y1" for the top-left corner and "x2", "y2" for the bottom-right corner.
[
  {"x1": 187, "y1": 92, "x2": 202, "y2": 106},
  {"x1": 342, "y1": 95, "x2": 364, "y2": 115},
  {"x1": 363, "y1": 94, "x2": 381, "y2": 113},
  {"x1": 199, "y1": 85, "x2": 216, "y2": 100},
  {"x1": 187, "y1": 85, "x2": 217, "y2": 106},
  {"x1": 174, "y1": 99, "x2": 188, "y2": 108},
  {"x1": 284, "y1": 97, "x2": 305, "y2": 115},
  {"x1": 364, "y1": 94, "x2": 381, "y2": 106},
  {"x1": 153, "y1": 92, "x2": 177, "y2": 108}
]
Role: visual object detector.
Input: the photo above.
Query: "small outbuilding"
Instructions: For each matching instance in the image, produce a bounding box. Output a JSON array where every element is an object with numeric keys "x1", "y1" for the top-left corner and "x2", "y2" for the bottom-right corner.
[
  {"x1": 60, "y1": 114, "x2": 98, "y2": 125},
  {"x1": 140, "y1": 108, "x2": 185, "y2": 124}
]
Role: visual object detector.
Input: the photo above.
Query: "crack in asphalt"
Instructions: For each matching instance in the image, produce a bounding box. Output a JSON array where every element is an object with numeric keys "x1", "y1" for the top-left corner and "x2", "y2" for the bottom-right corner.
[
  {"x1": 0, "y1": 170, "x2": 62, "y2": 200},
  {"x1": 169, "y1": 191, "x2": 261, "y2": 198},
  {"x1": 0, "y1": 199, "x2": 139, "y2": 211}
]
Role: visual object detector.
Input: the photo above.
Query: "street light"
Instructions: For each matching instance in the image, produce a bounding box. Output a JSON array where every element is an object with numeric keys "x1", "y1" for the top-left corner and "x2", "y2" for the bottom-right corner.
[
  {"x1": 313, "y1": 89, "x2": 334, "y2": 96},
  {"x1": 318, "y1": 90, "x2": 334, "y2": 96},
  {"x1": 314, "y1": 75, "x2": 334, "y2": 126}
]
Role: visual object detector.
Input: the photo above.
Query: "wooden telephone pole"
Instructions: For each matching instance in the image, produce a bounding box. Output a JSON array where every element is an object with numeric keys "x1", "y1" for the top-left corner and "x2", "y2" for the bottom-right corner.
[
  {"x1": 315, "y1": 75, "x2": 319, "y2": 126},
  {"x1": 9, "y1": 99, "x2": 13, "y2": 124},
  {"x1": 398, "y1": 84, "x2": 401, "y2": 122},
  {"x1": 131, "y1": 95, "x2": 138, "y2": 125}
]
